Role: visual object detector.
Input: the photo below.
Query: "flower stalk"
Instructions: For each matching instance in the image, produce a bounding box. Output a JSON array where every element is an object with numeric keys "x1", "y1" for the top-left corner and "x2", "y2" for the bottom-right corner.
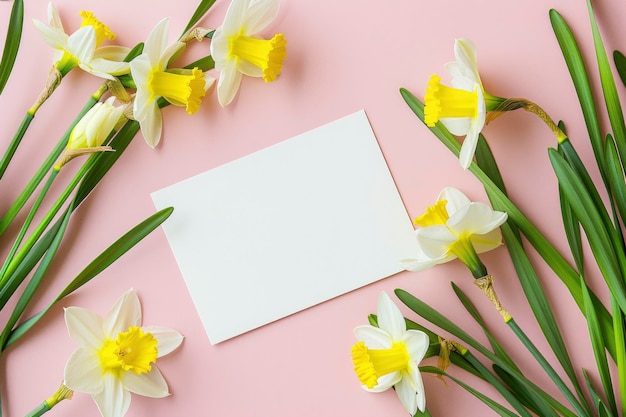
[{"x1": 25, "y1": 384, "x2": 73, "y2": 417}]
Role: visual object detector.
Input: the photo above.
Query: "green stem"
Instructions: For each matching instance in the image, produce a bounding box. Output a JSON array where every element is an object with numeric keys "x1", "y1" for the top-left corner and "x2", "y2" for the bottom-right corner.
[
  {"x1": 0, "y1": 85, "x2": 107, "y2": 237},
  {"x1": 24, "y1": 402, "x2": 51, "y2": 417},
  {"x1": 507, "y1": 318, "x2": 592, "y2": 417},
  {"x1": 0, "y1": 154, "x2": 100, "y2": 287},
  {"x1": 0, "y1": 169, "x2": 58, "y2": 285},
  {"x1": 0, "y1": 111, "x2": 33, "y2": 180}
]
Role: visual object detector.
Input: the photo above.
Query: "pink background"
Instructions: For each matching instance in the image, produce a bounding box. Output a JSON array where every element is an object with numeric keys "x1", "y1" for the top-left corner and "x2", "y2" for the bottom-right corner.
[{"x1": 0, "y1": 0, "x2": 624, "y2": 415}]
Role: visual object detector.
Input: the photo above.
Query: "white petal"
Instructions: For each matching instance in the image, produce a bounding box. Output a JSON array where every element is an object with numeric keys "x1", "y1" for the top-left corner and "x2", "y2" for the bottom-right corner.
[
  {"x1": 415, "y1": 226, "x2": 456, "y2": 259},
  {"x1": 472, "y1": 229, "x2": 504, "y2": 254},
  {"x1": 236, "y1": 59, "x2": 264, "y2": 77},
  {"x1": 104, "y1": 289, "x2": 142, "y2": 337},
  {"x1": 217, "y1": 62, "x2": 243, "y2": 107},
  {"x1": 353, "y1": 325, "x2": 392, "y2": 349},
  {"x1": 47, "y1": 2, "x2": 64, "y2": 31},
  {"x1": 440, "y1": 116, "x2": 471, "y2": 136},
  {"x1": 446, "y1": 62, "x2": 475, "y2": 92},
  {"x1": 63, "y1": 348, "x2": 104, "y2": 394},
  {"x1": 376, "y1": 291, "x2": 406, "y2": 340},
  {"x1": 90, "y1": 57, "x2": 130, "y2": 76},
  {"x1": 448, "y1": 203, "x2": 506, "y2": 235},
  {"x1": 130, "y1": 56, "x2": 152, "y2": 98},
  {"x1": 144, "y1": 18, "x2": 170, "y2": 66},
  {"x1": 33, "y1": 19, "x2": 67, "y2": 50},
  {"x1": 65, "y1": 307, "x2": 104, "y2": 348},
  {"x1": 400, "y1": 256, "x2": 439, "y2": 272},
  {"x1": 93, "y1": 46, "x2": 132, "y2": 61},
  {"x1": 243, "y1": 0, "x2": 280, "y2": 34},
  {"x1": 222, "y1": 0, "x2": 250, "y2": 35},
  {"x1": 138, "y1": 101, "x2": 163, "y2": 148},
  {"x1": 454, "y1": 38, "x2": 482, "y2": 86},
  {"x1": 209, "y1": 29, "x2": 228, "y2": 66},
  {"x1": 78, "y1": 63, "x2": 116, "y2": 80},
  {"x1": 404, "y1": 330, "x2": 430, "y2": 361},
  {"x1": 440, "y1": 187, "x2": 471, "y2": 215},
  {"x1": 124, "y1": 366, "x2": 170, "y2": 398},
  {"x1": 160, "y1": 41, "x2": 186, "y2": 68},
  {"x1": 93, "y1": 374, "x2": 131, "y2": 417},
  {"x1": 395, "y1": 377, "x2": 418, "y2": 415},
  {"x1": 366, "y1": 372, "x2": 401, "y2": 392},
  {"x1": 67, "y1": 26, "x2": 96, "y2": 64},
  {"x1": 143, "y1": 326, "x2": 184, "y2": 357}
]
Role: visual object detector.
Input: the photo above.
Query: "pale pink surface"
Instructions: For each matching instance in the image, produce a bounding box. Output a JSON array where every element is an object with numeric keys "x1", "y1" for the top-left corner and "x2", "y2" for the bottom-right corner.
[{"x1": 0, "y1": 0, "x2": 624, "y2": 416}]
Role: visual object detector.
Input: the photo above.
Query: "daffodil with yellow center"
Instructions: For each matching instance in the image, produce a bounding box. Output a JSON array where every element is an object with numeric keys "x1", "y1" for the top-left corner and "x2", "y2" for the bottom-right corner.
[
  {"x1": 63, "y1": 289, "x2": 183, "y2": 417},
  {"x1": 130, "y1": 18, "x2": 215, "y2": 148},
  {"x1": 423, "y1": 38, "x2": 505, "y2": 169},
  {"x1": 352, "y1": 292, "x2": 429, "y2": 415},
  {"x1": 211, "y1": 0, "x2": 287, "y2": 106},
  {"x1": 402, "y1": 187, "x2": 508, "y2": 276},
  {"x1": 33, "y1": 3, "x2": 130, "y2": 79}
]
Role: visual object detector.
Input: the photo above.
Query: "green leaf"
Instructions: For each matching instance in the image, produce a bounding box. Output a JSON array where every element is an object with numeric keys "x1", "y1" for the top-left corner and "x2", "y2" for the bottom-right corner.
[
  {"x1": 6, "y1": 207, "x2": 174, "y2": 347},
  {"x1": 580, "y1": 275, "x2": 617, "y2": 415},
  {"x1": 0, "y1": 0, "x2": 24, "y2": 94},
  {"x1": 614, "y1": 50, "x2": 626, "y2": 88},
  {"x1": 604, "y1": 135, "x2": 626, "y2": 224},
  {"x1": 549, "y1": 149, "x2": 626, "y2": 314},
  {"x1": 583, "y1": 370, "x2": 615, "y2": 417},
  {"x1": 182, "y1": 0, "x2": 218, "y2": 35}
]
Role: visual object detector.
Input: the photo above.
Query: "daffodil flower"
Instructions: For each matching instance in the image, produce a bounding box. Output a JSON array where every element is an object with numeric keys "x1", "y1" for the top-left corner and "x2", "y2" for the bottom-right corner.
[
  {"x1": 352, "y1": 291, "x2": 429, "y2": 415},
  {"x1": 55, "y1": 97, "x2": 126, "y2": 170},
  {"x1": 210, "y1": 0, "x2": 287, "y2": 107},
  {"x1": 63, "y1": 289, "x2": 183, "y2": 417},
  {"x1": 424, "y1": 38, "x2": 504, "y2": 169},
  {"x1": 130, "y1": 18, "x2": 214, "y2": 148},
  {"x1": 402, "y1": 187, "x2": 508, "y2": 276},
  {"x1": 33, "y1": 3, "x2": 130, "y2": 79}
]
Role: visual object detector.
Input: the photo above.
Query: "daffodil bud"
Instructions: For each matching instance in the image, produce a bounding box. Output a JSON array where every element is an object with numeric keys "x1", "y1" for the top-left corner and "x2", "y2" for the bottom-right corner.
[{"x1": 67, "y1": 97, "x2": 125, "y2": 150}]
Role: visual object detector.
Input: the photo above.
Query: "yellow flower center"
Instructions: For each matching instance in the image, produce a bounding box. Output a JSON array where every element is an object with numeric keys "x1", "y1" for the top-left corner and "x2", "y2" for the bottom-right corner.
[
  {"x1": 351, "y1": 341, "x2": 409, "y2": 389},
  {"x1": 80, "y1": 11, "x2": 116, "y2": 46},
  {"x1": 98, "y1": 326, "x2": 158, "y2": 376},
  {"x1": 424, "y1": 75, "x2": 478, "y2": 126},
  {"x1": 228, "y1": 32, "x2": 287, "y2": 82},
  {"x1": 414, "y1": 200, "x2": 449, "y2": 227},
  {"x1": 149, "y1": 68, "x2": 206, "y2": 114}
]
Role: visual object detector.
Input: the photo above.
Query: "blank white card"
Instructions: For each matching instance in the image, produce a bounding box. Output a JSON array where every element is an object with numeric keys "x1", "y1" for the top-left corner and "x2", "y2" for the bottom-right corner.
[{"x1": 151, "y1": 110, "x2": 418, "y2": 344}]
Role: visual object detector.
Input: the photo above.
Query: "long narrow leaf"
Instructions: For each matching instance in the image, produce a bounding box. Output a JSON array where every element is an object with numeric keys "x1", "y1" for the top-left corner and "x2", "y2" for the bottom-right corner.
[
  {"x1": 605, "y1": 135, "x2": 626, "y2": 224},
  {"x1": 6, "y1": 207, "x2": 173, "y2": 347},
  {"x1": 614, "y1": 50, "x2": 626, "y2": 88},
  {"x1": 182, "y1": 0, "x2": 217, "y2": 35},
  {"x1": 0, "y1": 0, "x2": 23, "y2": 94}
]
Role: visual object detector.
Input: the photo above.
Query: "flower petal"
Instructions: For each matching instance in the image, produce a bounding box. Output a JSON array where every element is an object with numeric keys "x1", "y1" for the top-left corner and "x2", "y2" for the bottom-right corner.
[
  {"x1": 93, "y1": 45, "x2": 131, "y2": 61},
  {"x1": 415, "y1": 226, "x2": 456, "y2": 259},
  {"x1": 33, "y1": 19, "x2": 68, "y2": 50},
  {"x1": 236, "y1": 59, "x2": 264, "y2": 78},
  {"x1": 404, "y1": 330, "x2": 430, "y2": 361},
  {"x1": 366, "y1": 371, "x2": 401, "y2": 392},
  {"x1": 472, "y1": 229, "x2": 504, "y2": 254},
  {"x1": 353, "y1": 325, "x2": 392, "y2": 349},
  {"x1": 65, "y1": 306, "x2": 104, "y2": 348},
  {"x1": 124, "y1": 365, "x2": 170, "y2": 398},
  {"x1": 143, "y1": 326, "x2": 184, "y2": 357},
  {"x1": 104, "y1": 289, "x2": 142, "y2": 337},
  {"x1": 394, "y1": 376, "x2": 418, "y2": 415},
  {"x1": 217, "y1": 62, "x2": 243, "y2": 107},
  {"x1": 400, "y1": 256, "x2": 439, "y2": 272},
  {"x1": 447, "y1": 202, "x2": 506, "y2": 235},
  {"x1": 67, "y1": 26, "x2": 96, "y2": 63},
  {"x1": 376, "y1": 291, "x2": 406, "y2": 340},
  {"x1": 439, "y1": 116, "x2": 471, "y2": 136},
  {"x1": 209, "y1": 28, "x2": 229, "y2": 67},
  {"x1": 47, "y1": 2, "x2": 64, "y2": 31},
  {"x1": 222, "y1": 0, "x2": 251, "y2": 35},
  {"x1": 454, "y1": 38, "x2": 482, "y2": 87},
  {"x1": 93, "y1": 374, "x2": 131, "y2": 417},
  {"x1": 90, "y1": 57, "x2": 131, "y2": 76},
  {"x1": 138, "y1": 100, "x2": 163, "y2": 148},
  {"x1": 144, "y1": 18, "x2": 170, "y2": 66},
  {"x1": 243, "y1": 0, "x2": 280, "y2": 34},
  {"x1": 439, "y1": 187, "x2": 471, "y2": 215},
  {"x1": 64, "y1": 347, "x2": 104, "y2": 394}
]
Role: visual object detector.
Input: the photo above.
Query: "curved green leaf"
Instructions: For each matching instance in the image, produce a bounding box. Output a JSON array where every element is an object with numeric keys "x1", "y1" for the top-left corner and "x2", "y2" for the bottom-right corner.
[
  {"x1": 0, "y1": 0, "x2": 24, "y2": 94},
  {"x1": 182, "y1": 0, "x2": 218, "y2": 35}
]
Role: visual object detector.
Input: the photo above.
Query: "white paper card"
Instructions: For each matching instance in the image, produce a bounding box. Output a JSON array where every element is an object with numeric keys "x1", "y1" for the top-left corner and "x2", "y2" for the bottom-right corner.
[{"x1": 151, "y1": 110, "x2": 418, "y2": 344}]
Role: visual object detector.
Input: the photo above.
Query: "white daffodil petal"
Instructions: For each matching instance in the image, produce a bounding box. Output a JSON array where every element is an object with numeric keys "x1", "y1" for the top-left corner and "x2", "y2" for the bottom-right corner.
[
  {"x1": 209, "y1": 29, "x2": 229, "y2": 68},
  {"x1": 67, "y1": 26, "x2": 97, "y2": 63},
  {"x1": 90, "y1": 58, "x2": 130, "y2": 76},
  {"x1": 217, "y1": 63, "x2": 244, "y2": 107},
  {"x1": 47, "y1": 2, "x2": 64, "y2": 31},
  {"x1": 367, "y1": 372, "x2": 401, "y2": 392},
  {"x1": 401, "y1": 256, "x2": 439, "y2": 272},
  {"x1": 65, "y1": 307, "x2": 104, "y2": 348},
  {"x1": 93, "y1": 45, "x2": 131, "y2": 61},
  {"x1": 143, "y1": 326, "x2": 184, "y2": 357},
  {"x1": 33, "y1": 20, "x2": 67, "y2": 49},
  {"x1": 395, "y1": 377, "x2": 419, "y2": 415},
  {"x1": 404, "y1": 330, "x2": 430, "y2": 361},
  {"x1": 144, "y1": 18, "x2": 170, "y2": 66},
  {"x1": 124, "y1": 366, "x2": 170, "y2": 398},
  {"x1": 243, "y1": 0, "x2": 281, "y2": 34},
  {"x1": 104, "y1": 289, "x2": 142, "y2": 336},
  {"x1": 236, "y1": 59, "x2": 264, "y2": 78},
  {"x1": 376, "y1": 291, "x2": 406, "y2": 340},
  {"x1": 448, "y1": 203, "x2": 505, "y2": 235},
  {"x1": 454, "y1": 38, "x2": 481, "y2": 86},
  {"x1": 440, "y1": 187, "x2": 471, "y2": 214},
  {"x1": 138, "y1": 102, "x2": 163, "y2": 148},
  {"x1": 353, "y1": 325, "x2": 392, "y2": 350},
  {"x1": 64, "y1": 348, "x2": 104, "y2": 394},
  {"x1": 472, "y1": 229, "x2": 504, "y2": 254},
  {"x1": 415, "y1": 226, "x2": 456, "y2": 258},
  {"x1": 93, "y1": 374, "x2": 131, "y2": 417},
  {"x1": 408, "y1": 365, "x2": 427, "y2": 412},
  {"x1": 440, "y1": 116, "x2": 471, "y2": 136},
  {"x1": 160, "y1": 41, "x2": 186, "y2": 68},
  {"x1": 222, "y1": 0, "x2": 251, "y2": 35}
]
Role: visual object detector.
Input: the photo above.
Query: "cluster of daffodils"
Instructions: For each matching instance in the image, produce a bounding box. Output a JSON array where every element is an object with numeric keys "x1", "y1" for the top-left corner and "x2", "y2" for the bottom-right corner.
[
  {"x1": 356, "y1": 4, "x2": 626, "y2": 414},
  {"x1": 0, "y1": 1, "x2": 287, "y2": 417},
  {"x1": 33, "y1": 0, "x2": 287, "y2": 150}
]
